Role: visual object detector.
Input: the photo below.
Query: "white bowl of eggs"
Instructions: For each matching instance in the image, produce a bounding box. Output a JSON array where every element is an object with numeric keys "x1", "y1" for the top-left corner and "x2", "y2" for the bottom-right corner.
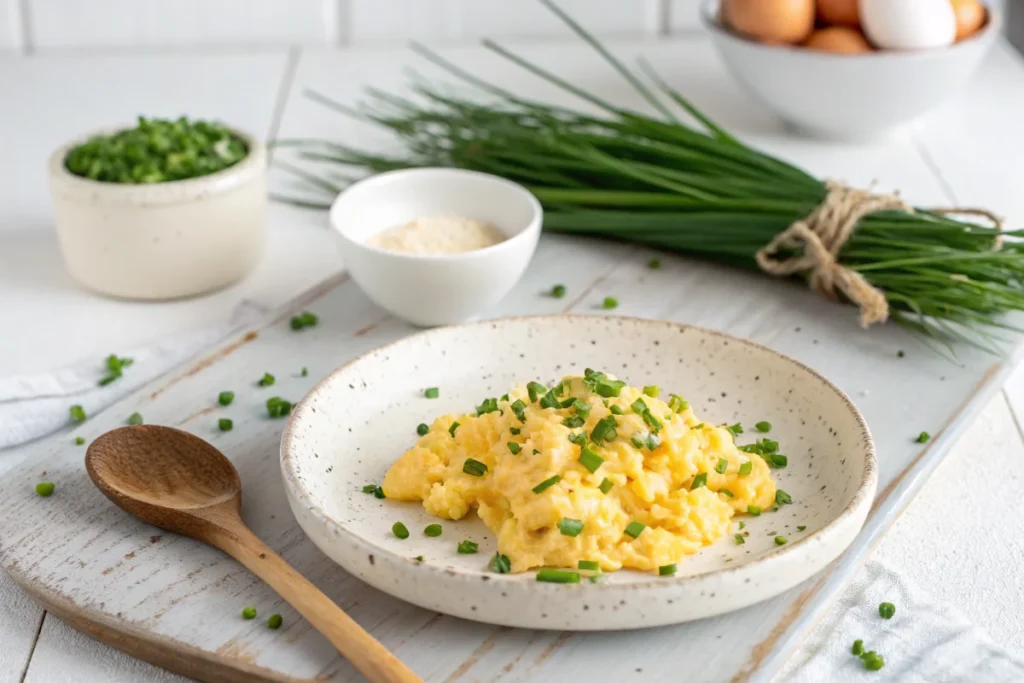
[{"x1": 704, "y1": 0, "x2": 999, "y2": 140}]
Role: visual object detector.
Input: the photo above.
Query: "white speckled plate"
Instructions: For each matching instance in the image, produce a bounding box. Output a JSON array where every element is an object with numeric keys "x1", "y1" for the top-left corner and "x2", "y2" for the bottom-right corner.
[{"x1": 280, "y1": 316, "x2": 876, "y2": 630}]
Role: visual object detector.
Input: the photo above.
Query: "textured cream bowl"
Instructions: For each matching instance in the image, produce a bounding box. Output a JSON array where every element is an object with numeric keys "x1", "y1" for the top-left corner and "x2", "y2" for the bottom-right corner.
[{"x1": 48, "y1": 128, "x2": 266, "y2": 299}]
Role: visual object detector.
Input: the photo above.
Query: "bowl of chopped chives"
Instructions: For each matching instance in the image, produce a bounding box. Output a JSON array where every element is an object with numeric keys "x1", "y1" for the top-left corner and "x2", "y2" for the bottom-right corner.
[{"x1": 48, "y1": 116, "x2": 266, "y2": 300}]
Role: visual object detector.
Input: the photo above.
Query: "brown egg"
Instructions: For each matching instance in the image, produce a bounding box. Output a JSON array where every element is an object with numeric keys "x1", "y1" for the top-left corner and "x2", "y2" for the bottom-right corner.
[
  {"x1": 804, "y1": 27, "x2": 874, "y2": 54},
  {"x1": 950, "y1": 0, "x2": 987, "y2": 41},
  {"x1": 818, "y1": 0, "x2": 861, "y2": 27},
  {"x1": 722, "y1": 0, "x2": 816, "y2": 45}
]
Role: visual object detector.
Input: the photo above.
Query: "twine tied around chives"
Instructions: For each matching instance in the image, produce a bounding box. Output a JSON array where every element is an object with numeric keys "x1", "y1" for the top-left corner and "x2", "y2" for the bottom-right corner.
[{"x1": 756, "y1": 181, "x2": 1004, "y2": 328}]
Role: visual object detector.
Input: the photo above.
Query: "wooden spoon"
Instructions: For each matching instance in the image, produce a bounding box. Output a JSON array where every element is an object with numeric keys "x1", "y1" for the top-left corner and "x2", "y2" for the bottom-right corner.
[{"x1": 85, "y1": 425, "x2": 422, "y2": 683}]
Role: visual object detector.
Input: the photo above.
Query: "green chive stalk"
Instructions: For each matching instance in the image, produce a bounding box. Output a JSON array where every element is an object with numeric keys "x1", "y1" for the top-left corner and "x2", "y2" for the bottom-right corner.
[{"x1": 274, "y1": 0, "x2": 1024, "y2": 352}]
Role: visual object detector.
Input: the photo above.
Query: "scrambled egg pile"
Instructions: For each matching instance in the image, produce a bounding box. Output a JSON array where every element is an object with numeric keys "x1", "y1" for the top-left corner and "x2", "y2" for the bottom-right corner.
[{"x1": 383, "y1": 372, "x2": 777, "y2": 574}]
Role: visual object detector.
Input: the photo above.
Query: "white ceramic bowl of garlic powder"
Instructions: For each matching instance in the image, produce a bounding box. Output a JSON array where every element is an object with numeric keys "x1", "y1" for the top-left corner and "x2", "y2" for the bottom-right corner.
[{"x1": 330, "y1": 168, "x2": 542, "y2": 326}]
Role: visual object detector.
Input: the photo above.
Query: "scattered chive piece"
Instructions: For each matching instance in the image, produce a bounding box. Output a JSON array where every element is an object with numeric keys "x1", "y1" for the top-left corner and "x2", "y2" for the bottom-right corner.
[
  {"x1": 643, "y1": 385, "x2": 660, "y2": 398},
  {"x1": 424, "y1": 387, "x2": 439, "y2": 399},
  {"x1": 507, "y1": 442, "x2": 522, "y2": 454},
  {"x1": 301, "y1": 367, "x2": 308, "y2": 377},
  {"x1": 747, "y1": 505, "x2": 762, "y2": 516},
  {"x1": 527, "y1": 381, "x2": 547, "y2": 402},
  {"x1": 648, "y1": 258, "x2": 661, "y2": 269},
  {"x1": 738, "y1": 461, "x2": 753, "y2": 476},
  {"x1": 667, "y1": 394, "x2": 689, "y2": 413},
  {"x1": 70, "y1": 405, "x2": 86, "y2": 423},
  {"x1": 797, "y1": 525, "x2": 807, "y2": 532},
  {"x1": 74, "y1": 436, "x2": 86, "y2": 446},
  {"x1": 511, "y1": 399, "x2": 527, "y2": 422},
  {"x1": 727, "y1": 423, "x2": 743, "y2": 435},
  {"x1": 539, "y1": 392, "x2": 561, "y2": 410},
  {"x1": 242, "y1": 606, "x2": 257, "y2": 620},
  {"x1": 35, "y1": 482, "x2": 55, "y2": 497},
  {"x1": 218, "y1": 391, "x2": 235, "y2": 406},
  {"x1": 852, "y1": 639, "x2": 864, "y2": 656},
  {"x1": 755, "y1": 421, "x2": 772, "y2": 433},
  {"x1": 601, "y1": 296, "x2": 618, "y2": 309},
  {"x1": 578, "y1": 560, "x2": 600, "y2": 571},
  {"x1": 879, "y1": 602, "x2": 896, "y2": 619},
  {"x1": 415, "y1": 555, "x2": 424, "y2": 562},
  {"x1": 775, "y1": 490, "x2": 793, "y2": 505},
  {"x1": 476, "y1": 397, "x2": 500, "y2": 415},
  {"x1": 127, "y1": 412, "x2": 143, "y2": 426},
  {"x1": 510, "y1": 427, "x2": 521, "y2": 435},
  {"x1": 715, "y1": 458, "x2": 729, "y2": 474},
  {"x1": 690, "y1": 472, "x2": 708, "y2": 490},
  {"x1": 449, "y1": 421, "x2": 460, "y2": 437},
  {"x1": 551, "y1": 284, "x2": 567, "y2": 298},
  {"x1": 361, "y1": 484, "x2": 378, "y2": 494},
  {"x1": 734, "y1": 534, "x2": 745, "y2": 545},
  {"x1": 590, "y1": 415, "x2": 618, "y2": 443},
  {"x1": 769, "y1": 453, "x2": 788, "y2": 468},
  {"x1": 775, "y1": 536, "x2": 787, "y2": 546},
  {"x1": 624, "y1": 521, "x2": 646, "y2": 539},
  {"x1": 610, "y1": 404, "x2": 625, "y2": 415},
  {"x1": 738, "y1": 522, "x2": 745, "y2": 530},
  {"x1": 536, "y1": 569, "x2": 580, "y2": 584},
  {"x1": 589, "y1": 575, "x2": 605, "y2": 584},
  {"x1": 457, "y1": 540, "x2": 479, "y2": 554},
  {"x1": 266, "y1": 396, "x2": 292, "y2": 418},
  {"x1": 916, "y1": 431, "x2": 930, "y2": 443},
  {"x1": 562, "y1": 416, "x2": 585, "y2": 428},
  {"x1": 598, "y1": 478, "x2": 614, "y2": 494},
  {"x1": 417, "y1": 423, "x2": 429, "y2": 436},
  {"x1": 289, "y1": 311, "x2": 318, "y2": 331},
  {"x1": 463, "y1": 458, "x2": 487, "y2": 477},
  {"x1": 645, "y1": 433, "x2": 662, "y2": 450},
  {"x1": 392, "y1": 522, "x2": 410, "y2": 539},
  {"x1": 578, "y1": 446, "x2": 604, "y2": 473},
  {"x1": 568, "y1": 431, "x2": 587, "y2": 446},
  {"x1": 98, "y1": 354, "x2": 134, "y2": 386},
  {"x1": 630, "y1": 434, "x2": 645, "y2": 449},
  {"x1": 558, "y1": 518, "x2": 584, "y2": 537},
  {"x1": 489, "y1": 553, "x2": 511, "y2": 574},
  {"x1": 720, "y1": 489, "x2": 734, "y2": 498},
  {"x1": 862, "y1": 653, "x2": 885, "y2": 671},
  {"x1": 374, "y1": 486, "x2": 386, "y2": 499},
  {"x1": 424, "y1": 524, "x2": 442, "y2": 537},
  {"x1": 218, "y1": 418, "x2": 233, "y2": 432},
  {"x1": 658, "y1": 563, "x2": 677, "y2": 576},
  {"x1": 501, "y1": 393, "x2": 509, "y2": 402},
  {"x1": 267, "y1": 614, "x2": 283, "y2": 630},
  {"x1": 533, "y1": 449, "x2": 540, "y2": 455},
  {"x1": 693, "y1": 423, "x2": 706, "y2": 430},
  {"x1": 258, "y1": 372, "x2": 275, "y2": 387}
]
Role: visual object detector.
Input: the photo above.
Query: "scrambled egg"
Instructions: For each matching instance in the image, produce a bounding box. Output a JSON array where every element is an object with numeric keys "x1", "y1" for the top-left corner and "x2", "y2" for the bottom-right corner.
[{"x1": 383, "y1": 372, "x2": 777, "y2": 574}]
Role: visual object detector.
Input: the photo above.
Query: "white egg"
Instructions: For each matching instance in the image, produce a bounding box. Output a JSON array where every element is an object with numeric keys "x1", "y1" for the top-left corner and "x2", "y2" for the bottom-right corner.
[{"x1": 861, "y1": 0, "x2": 956, "y2": 50}]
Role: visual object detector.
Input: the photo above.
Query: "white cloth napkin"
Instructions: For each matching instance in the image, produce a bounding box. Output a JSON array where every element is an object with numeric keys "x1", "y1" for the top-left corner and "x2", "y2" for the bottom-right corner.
[
  {"x1": 0, "y1": 301, "x2": 266, "y2": 450},
  {"x1": 781, "y1": 559, "x2": 1024, "y2": 682}
]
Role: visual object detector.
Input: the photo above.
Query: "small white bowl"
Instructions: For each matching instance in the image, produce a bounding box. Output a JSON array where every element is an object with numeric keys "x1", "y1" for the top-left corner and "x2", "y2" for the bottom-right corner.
[
  {"x1": 702, "y1": 0, "x2": 999, "y2": 140},
  {"x1": 48, "y1": 127, "x2": 266, "y2": 300},
  {"x1": 329, "y1": 168, "x2": 542, "y2": 327}
]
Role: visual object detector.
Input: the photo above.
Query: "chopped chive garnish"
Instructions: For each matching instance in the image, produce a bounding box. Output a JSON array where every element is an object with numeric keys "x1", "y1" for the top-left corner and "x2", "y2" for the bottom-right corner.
[
  {"x1": 734, "y1": 534, "x2": 745, "y2": 545},
  {"x1": 218, "y1": 418, "x2": 233, "y2": 432},
  {"x1": 861, "y1": 652, "x2": 885, "y2": 671},
  {"x1": 70, "y1": 404, "x2": 86, "y2": 423},
  {"x1": 424, "y1": 524, "x2": 442, "y2": 537},
  {"x1": 727, "y1": 423, "x2": 743, "y2": 435},
  {"x1": 775, "y1": 536, "x2": 787, "y2": 546},
  {"x1": 690, "y1": 472, "x2": 707, "y2": 489},
  {"x1": 424, "y1": 387, "x2": 439, "y2": 399},
  {"x1": 578, "y1": 446, "x2": 604, "y2": 473},
  {"x1": 562, "y1": 416, "x2": 585, "y2": 428},
  {"x1": 457, "y1": 540, "x2": 479, "y2": 554},
  {"x1": 74, "y1": 436, "x2": 85, "y2": 445},
  {"x1": 797, "y1": 525, "x2": 807, "y2": 532},
  {"x1": 539, "y1": 392, "x2": 561, "y2": 410},
  {"x1": 775, "y1": 490, "x2": 793, "y2": 505},
  {"x1": 658, "y1": 564, "x2": 677, "y2": 576},
  {"x1": 879, "y1": 602, "x2": 895, "y2": 619},
  {"x1": 571, "y1": 398, "x2": 591, "y2": 419},
  {"x1": 527, "y1": 381, "x2": 547, "y2": 402},
  {"x1": 578, "y1": 560, "x2": 600, "y2": 571},
  {"x1": 769, "y1": 453, "x2": 788, "y2": 468},
  {"x1": 476, "y1": 397, "x2": 499, "y2": 415},
  {"x1": 218, "y1": 391, "x2": 235, "y2": 406},
  {"x1": 267, "y1": 614, "x2": 283, "y2": 630},
  {"x1": 610, "y1": 404, "x2": 625, "y2": 415},
  {"x1": 668, "y1": 394, "x2": 689, "y2": 413},
  {"x1": 551, "y1": 284, "x2": 567, "y2": 298},
  {"x1": 624, "y1": 521, "x2": 646, "y2": 539},
  {"x1": 590, "y1": 415, "x2": 618, "y2": 443},
  {"x1": 510, "y1": 427, "x2": 521, "y2": 435},
  {"x1": 558, "y1": 518, "x2": 584, "y2": 537},
  {"x1": 532, "y1": 475, "x2": 561, "y2": 494},
  {"x1": 242, "y1": 606, "x2": 257, "y2": 620},
  {"x1": 738, "y1": 461, "x2": 753, "y2": 476},
  {"x1": 490, "y1": 552, "x2": 511, "y2": 573},
  {"x1": 507, "y1": 442, "x2": 522, "y2": 454},
  {"x1": 721, "y1": 489, "x2": 734, "y2": 498},
  {"x1": 537, "y1": 568, "x2": 580, "y2": 583},
  {"x1": 602, "y1": 297, "x2": 618, "y2": 310},
  {"x1": 589, "y1": 575, "x2": 605, "y2": 583},
  {"x1": 916, "y1": 431, "x2": 930, "y2": 443},
  {"x1": 648, "y1": 258, "x2": 661, "y2": 269},
  {"x1": 755, "y1": 421, "x2": 772, "y2": 433},
  {"x1": 361, "y1": 484, "x2": 377, "y2": 494},
  {"x1": 417, "y1": 423, "x2": 429, "y2": 436},
  {"x1": 568, "y1": 431, "x2": 587, "y2": 446},
  {"x1": 289, "y1": 311, "x2": 319, "y2": 331},
  {"x1": 500, "y1": 393, "x2": 509, "y2": 402},
  {"x1": 374, "y1": 486, "x2": 386, "y2": 499},
  {"x1": 35, "y1": 482, "x2": 55, "y2": 497},
  {"x1": 594, "y1": 378, "x2": 626, "y2": 398},
  {"x1": 127, "y1": 412, "x2": 143, "y2": 426},
  {"x1": 415, "y1": 555, "x2": 424, "y2": 562},
  {"x1": 762, "y1": 438, "x2": 779, "y2": 452},
  {"x1": 630, "y1": 434, "x2": 645, "y2": 449},
  {"x1": 852, "y1": 639, "x2": 864, "y2": 656},
  {"x1": 715, "y1": 458, "x2": 729, "y2": 474},
  {"x1": 392, "y1": 522, "x2": 410, "y2": 539},
  {"x1": 266, "y1": 396, "x2": 292, "y2": 418},
  {"x1": 511, "y1": 399, "x2": 527, "y2": 422},
  {"x1": 598, "y1": 477, "x2": 614, "y2": 494},
  {"x1": 301, "y1": 367, "x2": 308, "y2": 377},
  {"x1": 552, "y1": 381, "x2": 566, "y2": 397},
  {"x1": 257, "y1": 372, "x2": 275, "y2": 387},
  {"x1": 747, "y1": 505, "x2": 762, "y2": 516},
  {"x1": 533, "y1": 449, "x2": 540, "y2": 454},
  {"x1": 643, "y1": 385, "x2": 660, "y2": 398},
  {"x1": 738, "y1": 521, "x2": 745, "y2": 530},
  {"x1": 449, "y1": 421, "x2": 460, "y2": 437},
  {"x1": 693, "y1": 423, "x2": 706, "y2": 429},
  {"x1": 463, "y1": 458, "x2": 487, "y2": 477}
]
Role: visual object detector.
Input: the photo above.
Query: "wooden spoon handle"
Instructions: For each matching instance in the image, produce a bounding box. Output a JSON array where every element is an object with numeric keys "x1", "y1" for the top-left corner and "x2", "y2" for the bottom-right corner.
[{"x1": 213, "y1": 523, "x2": 423, "y2": 683}]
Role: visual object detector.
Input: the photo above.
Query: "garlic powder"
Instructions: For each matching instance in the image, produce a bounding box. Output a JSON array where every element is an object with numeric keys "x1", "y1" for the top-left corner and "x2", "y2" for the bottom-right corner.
[{"x1": 367, "y1": 215, "x2": 505, "y2": 255}]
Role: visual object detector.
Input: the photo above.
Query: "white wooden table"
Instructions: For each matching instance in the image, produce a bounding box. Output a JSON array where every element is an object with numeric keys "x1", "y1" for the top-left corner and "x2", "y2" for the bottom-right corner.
[{"x1": 3, "y1": 35, "x2": 1024, "y2": 681}]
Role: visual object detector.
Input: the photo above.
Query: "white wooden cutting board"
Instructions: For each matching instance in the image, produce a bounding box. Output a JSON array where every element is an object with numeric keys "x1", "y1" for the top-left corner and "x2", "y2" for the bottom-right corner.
[{"x1": 0, "y1": 230, "x2": 1017, "y2": 683}]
